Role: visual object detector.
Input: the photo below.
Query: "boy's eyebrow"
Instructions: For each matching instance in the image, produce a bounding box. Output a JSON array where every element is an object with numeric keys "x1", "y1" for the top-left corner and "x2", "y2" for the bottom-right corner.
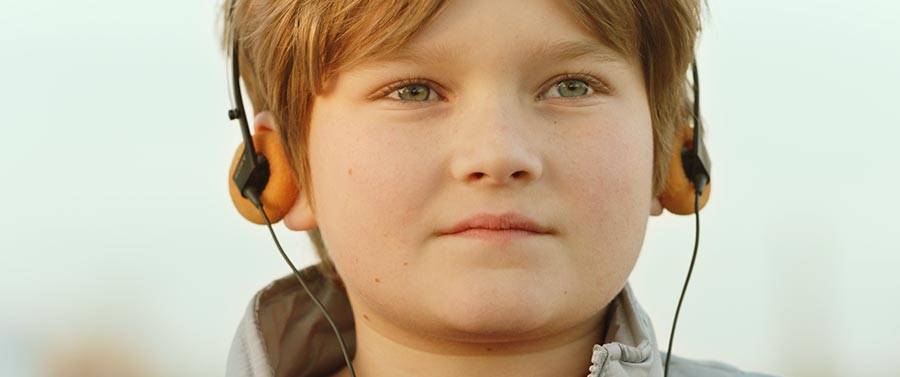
[
  {"x1": 527, "y1": 39, "x2": 625, "y2": 64},
  {"x1": 384, "y1": 39, "x2": 625, "y2": 66}
]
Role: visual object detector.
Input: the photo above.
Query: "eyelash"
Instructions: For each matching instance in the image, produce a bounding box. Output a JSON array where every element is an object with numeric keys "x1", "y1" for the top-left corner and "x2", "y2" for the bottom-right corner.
[
  {"x1": 542, "y1": 72, "x2": 612, "y2": 99},
  {"x1": 374, "y1": 72, "x2": 611, "y2": 103},
  {"x1": 378, "y1": 78, "x2": 445, "y2": 102}
]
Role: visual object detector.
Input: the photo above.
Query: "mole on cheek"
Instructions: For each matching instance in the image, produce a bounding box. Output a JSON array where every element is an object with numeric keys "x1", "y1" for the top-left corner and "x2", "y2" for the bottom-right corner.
[{"x1": 374, "y1": 277, "x2": 381, "y2": 283}]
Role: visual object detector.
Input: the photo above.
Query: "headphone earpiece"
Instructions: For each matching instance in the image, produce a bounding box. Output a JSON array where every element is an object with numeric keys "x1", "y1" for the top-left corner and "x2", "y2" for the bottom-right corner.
[
  {"x1": 228, "y1": 129, "x2": 299, "y2": 224},
  {"x1": 659, "y1": 124, "x2": 711, "y2": 215}
]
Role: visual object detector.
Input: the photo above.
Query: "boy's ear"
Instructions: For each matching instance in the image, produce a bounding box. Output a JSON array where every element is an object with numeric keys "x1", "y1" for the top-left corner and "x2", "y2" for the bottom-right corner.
[
  {"x1": 253, "y1": 111, "x2": 276, "y2": 133},
  {"x1": 254, "y1": 111, "x2": 318, "y2": 231},
  {"x1": 650, "y1": 197, "x2": 663, "y2": 216},
  {"x1": 283, "y1": 193, "x2": 317, "y2": 231},
  {"x1": 228, "y1": 111, "x2": 313, "y2": 227}
]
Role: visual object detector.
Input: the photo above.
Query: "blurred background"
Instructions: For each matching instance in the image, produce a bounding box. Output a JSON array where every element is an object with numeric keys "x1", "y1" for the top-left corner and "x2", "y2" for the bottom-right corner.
[{"x1": 1, "y1": 0, "x2": 898, "y2": 376}]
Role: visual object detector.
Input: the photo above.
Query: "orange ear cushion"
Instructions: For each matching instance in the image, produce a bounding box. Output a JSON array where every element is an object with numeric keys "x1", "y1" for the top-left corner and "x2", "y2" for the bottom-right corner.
[
  {"x1": 228, "y1": 131, "x2": 299, "y2": 224},
  {"x1": 659, "y1": 125, "x2": 711, "y2": 215}
]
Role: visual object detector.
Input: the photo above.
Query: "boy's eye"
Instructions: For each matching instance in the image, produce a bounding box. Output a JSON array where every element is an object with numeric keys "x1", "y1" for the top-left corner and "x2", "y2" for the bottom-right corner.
[
  {"x1": 546, "y1": 78, "x2": 593, "y2": 98},
  {"x1": 389, "y1": 83, "x2": 438, "y2": 101}
]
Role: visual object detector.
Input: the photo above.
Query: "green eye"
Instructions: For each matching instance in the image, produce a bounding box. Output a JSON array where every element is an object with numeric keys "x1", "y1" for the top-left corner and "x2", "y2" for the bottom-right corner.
[
  {"x1": 396, "y1": 84, "x2": 432, "y2": 101},
  {"x1": 555, "y1": 79, "x2": 591, "y2": 97}
]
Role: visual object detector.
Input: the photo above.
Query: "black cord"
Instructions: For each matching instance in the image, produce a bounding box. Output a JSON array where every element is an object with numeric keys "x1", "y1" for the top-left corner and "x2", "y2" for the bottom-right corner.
[
  {"x1": 663, "y1": 189, "x2": 702, "y2": 377},
  {"x1": 246, "y1": 189, "x2": 358, "y2": 377}
]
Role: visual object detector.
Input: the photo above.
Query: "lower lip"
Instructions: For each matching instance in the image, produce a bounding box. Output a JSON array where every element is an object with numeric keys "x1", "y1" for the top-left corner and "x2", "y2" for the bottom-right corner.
[{"x1": 447, "y1": 229, "x2": 544, "y2": 241}]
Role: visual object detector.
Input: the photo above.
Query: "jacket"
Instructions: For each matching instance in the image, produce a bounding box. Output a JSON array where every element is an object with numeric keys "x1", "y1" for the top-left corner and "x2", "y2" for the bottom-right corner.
[{"x1": 226, "y1": 266, "x2": 776, "y2": 377}]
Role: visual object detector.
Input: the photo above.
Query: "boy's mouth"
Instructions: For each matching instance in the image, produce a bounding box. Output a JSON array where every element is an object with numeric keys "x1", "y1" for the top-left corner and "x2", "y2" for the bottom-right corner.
[{"x1": 438, "y1": 212, "x2": 554, "y2": 237}]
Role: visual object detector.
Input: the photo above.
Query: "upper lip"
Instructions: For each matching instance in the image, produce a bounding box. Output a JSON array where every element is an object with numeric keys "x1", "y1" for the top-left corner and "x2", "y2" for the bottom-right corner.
[{"x1": 440, "y1": 212, "x2": 553, "y2": 235}]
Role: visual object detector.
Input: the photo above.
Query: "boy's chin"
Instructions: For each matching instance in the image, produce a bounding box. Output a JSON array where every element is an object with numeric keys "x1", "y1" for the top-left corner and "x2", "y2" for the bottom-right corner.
[{"x1": 420, "y1": 270, "x2": 593, "y2": 342}]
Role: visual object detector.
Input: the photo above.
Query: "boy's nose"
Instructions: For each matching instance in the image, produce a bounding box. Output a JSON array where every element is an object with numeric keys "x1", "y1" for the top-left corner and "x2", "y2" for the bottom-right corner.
[{"x1": 448, "y1": 99, "x2": 544, "y2": 188}]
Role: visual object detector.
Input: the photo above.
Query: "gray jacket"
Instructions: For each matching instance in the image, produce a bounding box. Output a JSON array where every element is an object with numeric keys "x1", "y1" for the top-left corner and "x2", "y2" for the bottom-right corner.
[{"x1": 226, "y1": 266, "x2": 775, "y2": 377}]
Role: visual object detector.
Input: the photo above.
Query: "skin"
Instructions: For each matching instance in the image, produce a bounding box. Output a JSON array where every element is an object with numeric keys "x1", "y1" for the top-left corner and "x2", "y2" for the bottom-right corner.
[{"x1": 263, "y1": 0, "x2": 664, "y2": 375}]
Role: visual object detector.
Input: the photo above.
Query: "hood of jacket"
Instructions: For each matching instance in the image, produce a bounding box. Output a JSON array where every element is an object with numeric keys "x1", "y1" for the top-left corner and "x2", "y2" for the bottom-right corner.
[{"x1": 226, "y1": 266, "x2": 767, "y2": 377}]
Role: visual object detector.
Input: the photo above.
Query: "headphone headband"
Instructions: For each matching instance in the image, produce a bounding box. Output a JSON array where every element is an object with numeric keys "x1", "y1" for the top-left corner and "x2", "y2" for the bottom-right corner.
[
  {"x1": 228, "y1": 34, "x2": 270, "y2": 206},
  {"x1": 688, "y1": 60, "x2": 711, "y2": 194}
]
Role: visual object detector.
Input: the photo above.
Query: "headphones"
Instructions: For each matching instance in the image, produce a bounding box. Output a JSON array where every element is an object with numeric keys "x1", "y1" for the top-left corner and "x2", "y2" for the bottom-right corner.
[
  {"x1": 225, "y1": 3, "x2": 710, "y2": 376},
  {"x1": 225, "y1": 60, "x2": 711, "y2": 223}
]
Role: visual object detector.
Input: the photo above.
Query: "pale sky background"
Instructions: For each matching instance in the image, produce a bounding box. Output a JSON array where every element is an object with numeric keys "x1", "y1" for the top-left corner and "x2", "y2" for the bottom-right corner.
[{"x1": 1, "y1": 1, "x2": 898, "y2": 376}]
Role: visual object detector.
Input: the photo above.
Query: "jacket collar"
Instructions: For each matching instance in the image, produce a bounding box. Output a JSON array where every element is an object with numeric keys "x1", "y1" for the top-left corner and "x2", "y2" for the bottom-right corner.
[{"x1": 226, "y1": 266, "x2": 664, "y2": 377}]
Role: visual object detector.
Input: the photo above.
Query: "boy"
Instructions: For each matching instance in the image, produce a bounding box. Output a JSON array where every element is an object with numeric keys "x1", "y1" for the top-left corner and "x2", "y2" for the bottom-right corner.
[{"x1": 221, "y1": 0, "x2": 773, "y2": 376}]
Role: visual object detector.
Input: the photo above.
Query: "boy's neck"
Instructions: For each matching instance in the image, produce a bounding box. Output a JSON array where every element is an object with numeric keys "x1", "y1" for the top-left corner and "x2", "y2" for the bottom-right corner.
[{"x1": 329, "y1": 299, "x2": 609, "y2": 377}]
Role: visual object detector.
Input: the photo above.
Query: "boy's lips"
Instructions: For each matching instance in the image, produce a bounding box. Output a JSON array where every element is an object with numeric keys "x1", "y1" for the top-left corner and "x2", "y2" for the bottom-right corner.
[{"x1": 438, "y1": 212, "x2": 554, "y2": 236}]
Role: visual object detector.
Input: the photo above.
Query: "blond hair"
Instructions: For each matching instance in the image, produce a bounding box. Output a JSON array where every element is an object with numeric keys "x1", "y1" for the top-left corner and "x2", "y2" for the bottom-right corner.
[{"x1": 220, "y1": 0, "x2": 703, "y2": 281}]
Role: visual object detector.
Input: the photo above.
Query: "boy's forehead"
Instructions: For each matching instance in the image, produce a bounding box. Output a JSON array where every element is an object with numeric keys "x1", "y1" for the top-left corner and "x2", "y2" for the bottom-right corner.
[
  {"x1": 356, "y1": 0, "x2": 636, "y2": 69},
  {"x1": 381, "y1": 38, "x2": 630, "y2": 68}
]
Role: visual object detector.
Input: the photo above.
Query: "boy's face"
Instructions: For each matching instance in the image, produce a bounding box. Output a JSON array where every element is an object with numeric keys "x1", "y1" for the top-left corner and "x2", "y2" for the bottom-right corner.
[{"x1": 284, "y1": 0, "x2": 659, "y2": 342}]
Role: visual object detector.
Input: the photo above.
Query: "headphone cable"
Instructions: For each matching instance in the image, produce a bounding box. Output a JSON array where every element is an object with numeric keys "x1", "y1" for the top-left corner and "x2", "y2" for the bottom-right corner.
[
  {"x1": 245, "y1": 189, "x2": 358, "y2": 377},
  {"x1": 663, "y1": 188, "x2": 702, "y2": 377}
]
